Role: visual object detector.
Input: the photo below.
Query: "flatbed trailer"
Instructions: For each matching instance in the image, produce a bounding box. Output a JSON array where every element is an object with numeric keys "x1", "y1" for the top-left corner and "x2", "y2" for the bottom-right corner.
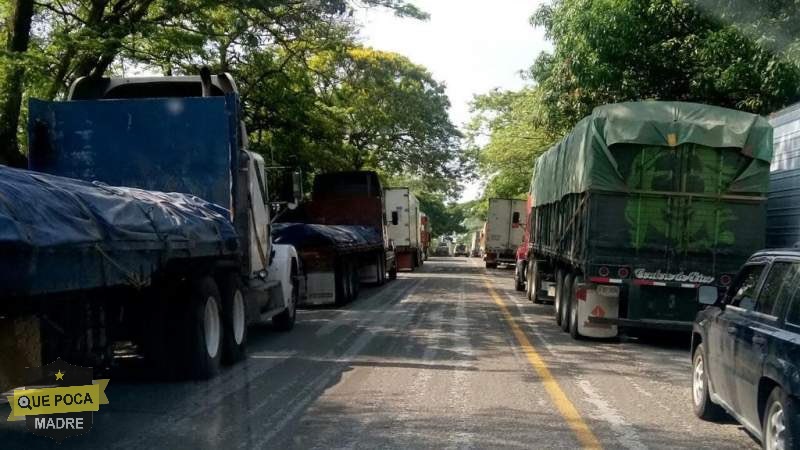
[
  {"x1": 526, "y1": 101, "x2": 772, "y2": 339},
  {"x1": 0, "y1": 73, "x2": 300, "y2": 386},
  {"x1": 274, "y1": 171, "x2": 396, "y2": 306}
]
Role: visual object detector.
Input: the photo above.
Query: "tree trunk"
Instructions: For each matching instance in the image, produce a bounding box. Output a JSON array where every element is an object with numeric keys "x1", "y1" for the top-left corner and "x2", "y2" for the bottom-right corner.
[{"x1": 0, "y1": 0, "x2": 35, "y2": 168}]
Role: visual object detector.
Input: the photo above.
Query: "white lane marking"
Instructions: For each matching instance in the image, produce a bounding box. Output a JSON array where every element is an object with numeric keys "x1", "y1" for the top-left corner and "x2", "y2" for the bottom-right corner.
[
  {"x1": 503, "y1": 292, "x2": 647, "y2": 450},
  {"x1": 247, "y1": 278, "x2": 426, "y2": 449},
  {"x1": 314, "y1": 281, "x2": 407, "y2": 337},
  {"x1": 446, "y1": 277, "x2": 475, "y2": 450},
  {"x1": 576, "y1": 378, "x2": 647, "y2": 450}
]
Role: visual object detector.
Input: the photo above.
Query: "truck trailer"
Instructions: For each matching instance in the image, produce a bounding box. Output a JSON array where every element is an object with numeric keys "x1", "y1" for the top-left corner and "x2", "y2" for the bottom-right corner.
[
  {"x1": 767, "y1": 102, "x2": 800, "y2": 248},
  {"x1": 273, "y1": 171, "x2": 397, "y2": 306},
  {"x1": 385, "y1": 187, "x2": 423, "y2": 270},
  {"x1": 469, "y1": 231, "x2": 481, "y2": 257},
  {"x1": 483, "y1": 198, "x2": 527, "y2": 268},
  {"x1": 0, "y1": 73, "x2": 300, "y2": 383},
  {"x1": 420, "y1": 212, "x2": 431, "y2": 261},
  {"x1": 526, "y1": 101, "x2": 772, "y2": 339}
]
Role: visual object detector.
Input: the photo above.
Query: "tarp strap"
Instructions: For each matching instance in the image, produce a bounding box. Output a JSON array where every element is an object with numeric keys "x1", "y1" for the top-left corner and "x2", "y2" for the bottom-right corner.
[
  {"x1": 93, "y1": 244, "x2": 146, "y2": 289},
  {"x1": 557, "y1": 194, "x2": 589, "y2": 248}
]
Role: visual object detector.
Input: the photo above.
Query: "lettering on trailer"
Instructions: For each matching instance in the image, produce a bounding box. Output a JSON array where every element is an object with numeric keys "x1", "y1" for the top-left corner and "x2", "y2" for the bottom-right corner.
[{"x1": 633, "y1": 268, "x2": 714, "y2": 284}]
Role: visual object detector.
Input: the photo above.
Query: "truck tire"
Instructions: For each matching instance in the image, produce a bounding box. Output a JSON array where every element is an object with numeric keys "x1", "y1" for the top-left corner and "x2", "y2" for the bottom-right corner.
[
  {"x1": 692, "y1": 344, "x2": 724, "y2": 420},
  {"x1": 182, "y1": 276, "x2": 223, "y2": 379},
  {"x1": 335, "y1": 262, "x2": 348, "y2": 305},
  {"x1": 526, "y1": 262, "x2": 534, "y2": 301},
  {"x1": 554, "y1": 269, "x2": 564, "y2": 326},
  {"x1": 569, "y1": 275, "x2": 583, "y2": 339},
  {"x1": 273, "y1": 265, "x2": 298, "y2": 331},
  {"x1": 350, "y1": 261, "x2": 361, "y2": 300},
  {"x1": 376, "y1": 255, "x2": 386, "y2": 286},
  {"x1": 560, "y1": 272, "x2": 573, "y2": 332},
  {"x1": 515, "y1": 262, "x2": 526, "y2": 292},
  {"x1": 219, "y1": 272, "x2": 247, "y2": 364},
  {"x1": 531, "y1": 261, "x2": 542, "y2": 304},
  {"x1": 485, "y1": 261, "x2": 497, "y2": 269}
]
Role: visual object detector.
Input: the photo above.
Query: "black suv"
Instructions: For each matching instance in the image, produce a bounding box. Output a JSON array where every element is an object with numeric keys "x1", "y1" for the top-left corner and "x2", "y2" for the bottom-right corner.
[{"x1": 692, "y1": 249, "x2": 800, "y2": 449}]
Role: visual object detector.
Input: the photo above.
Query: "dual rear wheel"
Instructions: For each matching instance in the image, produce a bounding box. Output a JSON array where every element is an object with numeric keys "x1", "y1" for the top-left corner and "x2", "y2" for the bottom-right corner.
[{"x1": 553, "y1": 269, "x2": 584, "y2": 339}]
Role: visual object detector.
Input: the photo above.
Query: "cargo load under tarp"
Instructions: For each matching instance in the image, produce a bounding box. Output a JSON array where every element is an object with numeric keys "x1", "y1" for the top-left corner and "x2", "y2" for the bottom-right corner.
[
  {"x1": 272, "y1": 223, "x2": 382, "y2": 254},
  {"x1": 0, "y1": 165, "x2": 238, "y2": 298},
  {"x1": 531, "y1": 101, "x2": 773, "y2": 207}
]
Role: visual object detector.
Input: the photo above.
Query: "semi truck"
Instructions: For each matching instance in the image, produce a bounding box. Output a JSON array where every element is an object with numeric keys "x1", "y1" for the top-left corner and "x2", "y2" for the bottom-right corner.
[
  {"x1": 483, "y1": 198, "x2": 527, "y2": 268},
  {"x1": 469, "y1": 231, "x2": 482, "y2": 257},
  {"x1": 526, "y1": 101, "x2": 772, "y2": 339},
  {"x1": 273, "y1": 171, "x2": 397, "y2": 306},
  {"x1": 420, "y1": 213, "x2": 431, "y2": 261},
  {"x1": 0, "y1": 73, "x2": 301, "y2": 384},
  {"x1": 515, "y1": 194, "x2": 556, "y2": 302},
  {"x1": 385, "y1": 187, "x2": 423, "y2": 270},
  {"x1": 767, "y1": 102, "x2": 800, "y2": 248}
]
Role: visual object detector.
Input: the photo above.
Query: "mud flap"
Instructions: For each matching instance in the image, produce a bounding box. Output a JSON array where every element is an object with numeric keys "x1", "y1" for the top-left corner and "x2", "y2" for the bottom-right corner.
[{"x1": 580, "y1": 284, "x2": 620, "y2": 338}]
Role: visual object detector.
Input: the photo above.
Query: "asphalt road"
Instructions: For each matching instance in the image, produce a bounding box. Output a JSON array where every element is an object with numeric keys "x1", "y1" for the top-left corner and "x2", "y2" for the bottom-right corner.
[{"x1": 0, "y1": 257, "x2": 759, "y2": 449}]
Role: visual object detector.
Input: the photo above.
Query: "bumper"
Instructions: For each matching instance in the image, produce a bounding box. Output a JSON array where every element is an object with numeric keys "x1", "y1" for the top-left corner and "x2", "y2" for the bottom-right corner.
[{"x1": 587, "y1": 316, "x2": 692, "y2": 332}]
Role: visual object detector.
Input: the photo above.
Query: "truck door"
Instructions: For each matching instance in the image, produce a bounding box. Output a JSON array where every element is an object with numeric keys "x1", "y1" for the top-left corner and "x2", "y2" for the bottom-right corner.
[
  {"x1": 487, "y1": 199, "x2": 511, "y2": 253},
  {"x1": 509, "y1": 200, "x2": 526, "y2": 250}
]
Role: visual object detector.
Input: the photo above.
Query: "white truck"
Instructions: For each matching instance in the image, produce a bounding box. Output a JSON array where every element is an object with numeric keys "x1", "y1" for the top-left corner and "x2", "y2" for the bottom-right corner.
[
  {"x1": 484, "y1": 198, "x2": 527, "y2": 268},
  {"x1": 385, "y1": 187, "x2": 423, "y2": 270},
  {"x1": 1, "y1": 73, "x2": 301, "y2": 384}
]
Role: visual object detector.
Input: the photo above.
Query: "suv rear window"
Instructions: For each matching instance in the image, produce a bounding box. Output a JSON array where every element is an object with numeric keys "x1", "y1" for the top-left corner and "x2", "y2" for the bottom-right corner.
[{"x1": 756, "y1": 262, "x2": 800, "y2": 316}]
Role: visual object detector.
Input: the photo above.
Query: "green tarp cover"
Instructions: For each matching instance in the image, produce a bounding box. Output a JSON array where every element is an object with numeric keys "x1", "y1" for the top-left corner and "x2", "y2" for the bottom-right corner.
[{"x1": 530, "y1": 101, "x2": 773, "y2": 207}]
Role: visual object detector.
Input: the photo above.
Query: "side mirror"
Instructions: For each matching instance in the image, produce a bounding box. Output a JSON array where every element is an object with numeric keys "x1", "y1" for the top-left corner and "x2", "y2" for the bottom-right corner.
[{"x1": 698, "y1": 285, "x2": 720, "y2": 306}]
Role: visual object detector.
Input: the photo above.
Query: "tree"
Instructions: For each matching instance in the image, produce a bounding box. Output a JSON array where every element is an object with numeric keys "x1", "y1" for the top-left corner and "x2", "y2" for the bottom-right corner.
[
  {"x1": 417, "y1": 192, "x2": 467, "y2": 238},
  {"x1": 466, "y1": 87, "x2": 552, "y2": 201},
  {"x1": 530, "y1": 0, "x2": 800, "y2": 135},
  {"x1": 311, "y1": 47, "x2": 466, "y2": 194},
  {"x1": 0, "y1": 0, "x2": 34, "y2": 167},
  {"x1": 0, "y1": 0, "x2": 430, "y2": 166}
]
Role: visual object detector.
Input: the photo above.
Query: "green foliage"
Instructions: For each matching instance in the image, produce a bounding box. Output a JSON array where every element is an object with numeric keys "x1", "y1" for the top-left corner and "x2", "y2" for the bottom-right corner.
[
  {"x1": 0, "y1": 0, "x2": 471, "y2": 201},
  {"x1": 465, "y1": 87, "x2": 550, "y2": 205},
  {"x1": 417, "y1": 192, "x2": 468, "y2": 238},
  {"x1": 530, "y1": 0, "x2": 800, "y2": 135}
]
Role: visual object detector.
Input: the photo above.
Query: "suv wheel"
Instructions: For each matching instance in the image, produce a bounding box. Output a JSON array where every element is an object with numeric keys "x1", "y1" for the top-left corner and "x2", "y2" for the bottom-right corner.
[
  {"x1": 764, "y1": 386, "x2": 799, "y2": 450},
  {"x1": 692, "y1": 344, "x2": 724, "y2": 420}
]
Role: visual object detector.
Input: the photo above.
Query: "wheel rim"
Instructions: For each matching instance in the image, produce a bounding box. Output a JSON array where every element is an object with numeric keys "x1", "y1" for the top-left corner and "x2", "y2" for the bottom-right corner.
[
  {"x1": 766, "y1": 401, "x2": 786, "y2": 450},
  {"x1": 204, "y1": 296, "x2": 221, "y2": 358},
  {"x1": 232, "y1": 290, "x2": 245, "y2": 345},
  {"x1": 692, "y1": 354, "x2": 705, "y2": 407}
]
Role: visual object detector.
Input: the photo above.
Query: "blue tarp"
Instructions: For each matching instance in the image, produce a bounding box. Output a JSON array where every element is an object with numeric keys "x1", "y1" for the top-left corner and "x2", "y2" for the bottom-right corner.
[
  {"x1": 272, "y1": 223, "x2": 382, "y2": 252},
  {"x1": 0, "y1": 165, "x2": 238, "y2": 297}
]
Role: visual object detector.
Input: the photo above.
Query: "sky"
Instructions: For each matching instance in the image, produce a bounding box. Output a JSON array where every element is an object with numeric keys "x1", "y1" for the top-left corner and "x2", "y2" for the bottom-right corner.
[{"x1": 355, "y1": 0, "x2": 552, "y2": 201}]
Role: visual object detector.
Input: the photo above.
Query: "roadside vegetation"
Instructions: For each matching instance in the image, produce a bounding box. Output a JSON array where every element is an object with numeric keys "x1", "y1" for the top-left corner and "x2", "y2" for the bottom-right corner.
[{"x1": 466, "y1": 0, "x2": 800, "y2": 225}]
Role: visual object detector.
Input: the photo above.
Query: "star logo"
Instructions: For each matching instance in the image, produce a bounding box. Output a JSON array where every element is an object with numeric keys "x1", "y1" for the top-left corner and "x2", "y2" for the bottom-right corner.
[{"x1": 54, "y1": 370, "x2": 64, "y2": 381}]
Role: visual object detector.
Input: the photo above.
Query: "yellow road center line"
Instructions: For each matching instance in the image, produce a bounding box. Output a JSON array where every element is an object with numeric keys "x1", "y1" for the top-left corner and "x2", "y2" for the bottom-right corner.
[{"x1": 484, "y1": 278, "x2": 603, "y2": 450}]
